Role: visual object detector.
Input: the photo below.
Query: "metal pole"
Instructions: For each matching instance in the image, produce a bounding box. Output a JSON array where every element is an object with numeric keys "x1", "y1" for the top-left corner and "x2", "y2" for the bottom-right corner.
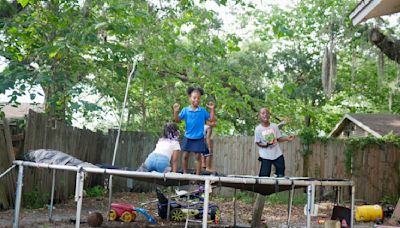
[
  {"x1": 335, "y1": 186, "x2": 339, "y2": 205},
  {"x1": 13, "y1": 165, "x2": 24, "y2": 228},
  {"x1": 167, "y1": 194, "x2": 171, "y2": 221},
  {"x1": 49, "y1": 169, "x2": 56, "y2": 221},
  {"x1": 351, "y1": 185, "x2": 355, "y2": 228},
  {"x1": 75, "y1": 168, "x2": 85, "y2": 228},
  {"x1": 0, "y1": 164, "x2": 16, "y2": 179},
  {"x1": 202, "y1": 179, "x2": 211, "y2": 228},
  {"x1": 108, "y1": 59, "x2": 139, "y2": 218},
  {"x1": 306, "y1": 184, "x2": 315, "y2": 228},
  {"x1": 233, "y1": 188, "x2": 237, "y2": 227},
  {"x1": 287, "y1": 185, "x2": 295, "y2": 227}
]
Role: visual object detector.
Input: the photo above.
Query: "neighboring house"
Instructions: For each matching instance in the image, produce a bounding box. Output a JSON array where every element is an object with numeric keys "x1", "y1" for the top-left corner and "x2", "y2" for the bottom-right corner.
[
  {"x1": 329, "y1": 113, "x2": 400, "y2": 138},
  {"x1": 350, "y1": 0, "x2": 400, "y2": 25},
  {"x1": 1, "y1": 103, "x2": 44, "y2": 120},
  {"x1": 0, "y1": 103, "x2": 44, "y2": 155}
]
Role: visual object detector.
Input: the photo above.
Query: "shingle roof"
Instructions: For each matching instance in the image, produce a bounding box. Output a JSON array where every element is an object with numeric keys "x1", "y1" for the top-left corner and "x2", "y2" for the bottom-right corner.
[{"x1": 329, "y1": 113, "x2": 400, "y2": 137}]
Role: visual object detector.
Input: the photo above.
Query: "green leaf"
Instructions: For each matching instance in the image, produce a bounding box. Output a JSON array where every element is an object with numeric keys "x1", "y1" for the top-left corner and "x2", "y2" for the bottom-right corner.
[
  {"x1": 17, "y1": 0, "x2": 29, "y2": 7},
  {"x1": 49, "y1": 47, "x2": 60, "y2": 59}
]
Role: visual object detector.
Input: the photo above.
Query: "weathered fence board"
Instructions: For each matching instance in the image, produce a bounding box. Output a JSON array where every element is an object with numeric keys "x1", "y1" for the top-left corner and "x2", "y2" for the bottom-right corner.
[{"x1": 0, "y1": 118, "x2": 17, "y2": 209}]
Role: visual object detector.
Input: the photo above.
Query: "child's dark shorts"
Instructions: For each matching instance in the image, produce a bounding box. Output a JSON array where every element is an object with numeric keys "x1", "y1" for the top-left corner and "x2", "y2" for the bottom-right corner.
[{"x1": 181, "y1": 137, "x2": 206, "y2": 154}]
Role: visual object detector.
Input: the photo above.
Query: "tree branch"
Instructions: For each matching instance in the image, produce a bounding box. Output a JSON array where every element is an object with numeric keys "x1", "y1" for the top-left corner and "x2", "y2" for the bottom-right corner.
[
  {"x1": 0, "y1": 0, "x2": 23, "y2": 18},
  {"x1": 369, "y1": 28, "x2": 400, "y2": 64}
]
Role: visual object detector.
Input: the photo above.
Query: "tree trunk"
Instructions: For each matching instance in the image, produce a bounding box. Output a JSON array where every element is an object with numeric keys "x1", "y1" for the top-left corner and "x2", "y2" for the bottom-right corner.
[
  {"x1": 369, "y1": 28, "x2": 400, "y2": 64},
  {"x1": 303, "y1": 98, "x2": 311, "y2": 177},
  {"x1": 351, "y1": 47, "x2": 356, "y2": 85},
  {"x1": 377, "y1": 51, "x2": 384, "y2": 88}
]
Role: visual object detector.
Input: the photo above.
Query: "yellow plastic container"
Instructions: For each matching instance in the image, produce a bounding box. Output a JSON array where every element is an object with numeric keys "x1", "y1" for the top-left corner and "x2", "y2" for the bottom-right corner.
[{"x1": 355, "y1": 205, "x2": 383, "y2": 222}]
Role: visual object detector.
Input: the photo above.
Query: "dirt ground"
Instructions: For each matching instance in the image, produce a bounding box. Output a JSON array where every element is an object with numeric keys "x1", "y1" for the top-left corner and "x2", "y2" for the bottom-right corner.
[{"x1": 0, "y1": 191, "x2": 387, "y2": 228}]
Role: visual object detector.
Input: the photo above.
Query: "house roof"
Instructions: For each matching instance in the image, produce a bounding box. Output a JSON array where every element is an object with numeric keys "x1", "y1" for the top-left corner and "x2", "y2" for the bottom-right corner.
[
  {"x1": 329, "y1": 113, "x2": 400, "y2": 137},
  {"x1": 1, "y1": 103, "x2": 44, "y2": 120},
  {"x1": 350, "y1": 0, "x2": 400, "y2": 25}
]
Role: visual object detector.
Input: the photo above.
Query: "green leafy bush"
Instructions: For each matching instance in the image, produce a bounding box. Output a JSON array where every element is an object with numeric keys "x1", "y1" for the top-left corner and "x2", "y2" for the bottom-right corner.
[
  {"x1": 85, "y1": 185, "x2": 106, "y2": 197},
  {"x1": 23, "y1": 189, "x2": 50, "y2": 209}
]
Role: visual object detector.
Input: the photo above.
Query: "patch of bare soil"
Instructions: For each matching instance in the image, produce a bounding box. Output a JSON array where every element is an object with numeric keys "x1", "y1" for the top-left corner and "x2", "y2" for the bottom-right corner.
[{"x1": 0, "y1": 192, "x2": 381, "y2": 228}]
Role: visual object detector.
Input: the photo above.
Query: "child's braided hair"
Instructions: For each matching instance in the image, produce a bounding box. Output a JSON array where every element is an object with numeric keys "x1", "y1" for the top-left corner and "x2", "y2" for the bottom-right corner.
[{"x1": 162, "y1": 122, "x2": 180, "y2": 140}]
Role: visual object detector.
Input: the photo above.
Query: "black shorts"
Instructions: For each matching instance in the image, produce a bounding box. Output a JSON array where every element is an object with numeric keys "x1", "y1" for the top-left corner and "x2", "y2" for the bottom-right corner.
[{"x1": 181, "y1": 137, "x2": 206, "y2": 154}]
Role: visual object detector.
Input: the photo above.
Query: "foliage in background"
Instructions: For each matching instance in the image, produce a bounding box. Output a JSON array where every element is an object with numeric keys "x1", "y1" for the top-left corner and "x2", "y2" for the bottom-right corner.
[
  {"x1": 23, "y1": 189, "x2": 50, "y2": 209},
  {"x1": 266, "y1": 192, "x2": 307, "y2": 206},
  {"x1": 84, "y1": 185, "x2": 106, "y2": 198},
  {"x1": 343, "y1": 133, "x2": 400, "y2": 174},
  {"x1": 0, "y1": 0, "x2": 399, "y2": 136}
]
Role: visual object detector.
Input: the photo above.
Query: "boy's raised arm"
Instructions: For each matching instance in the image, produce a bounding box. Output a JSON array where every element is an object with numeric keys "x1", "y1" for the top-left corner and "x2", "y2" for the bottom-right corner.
[
  {"x1": 206, "y1": 101, "x2": 216, "y2": 123},
  {"x1": 173, "y1": 103, "x2": 181, "y2": 123}
]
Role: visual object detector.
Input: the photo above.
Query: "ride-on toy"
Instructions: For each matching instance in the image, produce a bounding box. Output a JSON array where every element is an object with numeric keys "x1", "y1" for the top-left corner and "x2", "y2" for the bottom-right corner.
[
  {"x1": 109, "y1": 203, "x2": 156, "y2": 224},
  {"x1": 156, "y1": 188, "x2": 220, "y2": 224}
]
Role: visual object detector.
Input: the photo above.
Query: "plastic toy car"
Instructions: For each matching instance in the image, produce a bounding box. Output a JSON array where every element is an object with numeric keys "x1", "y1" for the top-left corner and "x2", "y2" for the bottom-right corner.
[
  {"x1": 109, "y1": 203, "x2": 157, "y2": 224},
  {"x1": 109, "y1": 203, "x2": 137, "y2": 222},
  {"x1": 156, "y1": 188, "x2": 220, "y2": 224}
]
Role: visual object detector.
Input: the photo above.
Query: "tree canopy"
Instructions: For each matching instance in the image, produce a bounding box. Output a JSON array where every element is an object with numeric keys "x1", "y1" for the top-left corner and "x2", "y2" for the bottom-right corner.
[{"x1": 1, "y1": 0, "x2": 399, "y2": 136}]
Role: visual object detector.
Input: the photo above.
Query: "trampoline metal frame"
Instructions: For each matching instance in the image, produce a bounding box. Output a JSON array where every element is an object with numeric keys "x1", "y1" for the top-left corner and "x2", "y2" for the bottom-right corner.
[{"x1": 12, "y1": 160, "x2": 355, "y2": 228}]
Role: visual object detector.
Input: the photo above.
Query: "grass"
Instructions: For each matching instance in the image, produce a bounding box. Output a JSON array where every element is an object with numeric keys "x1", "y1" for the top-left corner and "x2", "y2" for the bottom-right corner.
[
  {"x1": 266, "y1": 192, "x2": 307, "y2": 206},
  {"x1": 212, "y1": 191, "x2": 308, "y2": 206},
  {"x1": 237, "y1": 191, "x2": 255, "y2": 204},
  {"x1": 85, "y1": 185, "x2": 106, "y2": 197},
  {"x1": 23, "y1": 190, "x2": 50, "y2": 209}
]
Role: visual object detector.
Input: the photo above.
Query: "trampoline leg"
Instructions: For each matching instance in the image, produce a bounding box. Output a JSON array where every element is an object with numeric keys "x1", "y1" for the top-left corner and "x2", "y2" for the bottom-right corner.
[
  {"x1": 13, "y1": 165, "x2": 24, "y2": 228},
  {"x1": 107, "y1": 175, "x2": 114, "y2": 221},
  {"x1": 202, "y1": 179, "x2": 211, "y2": 228},
  {"x1": 287, "y1": 185, "x2": 295, "y2": 227},
  {"x1": 49, "y1": 169, "x2": 56, "y2": 221},
  {"x1": 337, "y1": 186, "x2": 342, "y2": 205},
  {"x1": 351, "y1": 185, "x2": 355, "y2": 228},
  {"x1": 233, "y1": 188, "x2": 237, "y2": 227},
  {"x1": 75, "y1": 168, "x2": 85, "y2": 228},
  {"x1": 306, "y1": 184, "x2": 315, "y2": 228},
  {"x1": 167, "y1": 195, "x2": 171, "y2": 221}
]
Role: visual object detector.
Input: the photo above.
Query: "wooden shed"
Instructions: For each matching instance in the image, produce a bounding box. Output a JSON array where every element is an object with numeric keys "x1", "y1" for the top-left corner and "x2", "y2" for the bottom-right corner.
[{"x1": 328, "y1": 113, "x2": 400, "y2": 138}]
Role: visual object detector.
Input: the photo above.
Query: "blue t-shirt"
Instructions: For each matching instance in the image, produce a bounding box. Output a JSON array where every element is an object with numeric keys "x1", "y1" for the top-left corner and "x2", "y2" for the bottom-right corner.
[{"x1": 179, "y1": 106, "x2": 210, "y2": 139}]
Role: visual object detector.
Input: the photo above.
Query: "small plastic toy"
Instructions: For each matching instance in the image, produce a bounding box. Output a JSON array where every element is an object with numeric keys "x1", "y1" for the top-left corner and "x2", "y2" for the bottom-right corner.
[
  {"x1": 109, "y1": 203, "x2": 137, "y2": 222},
  {"x1": 109, "y1": 203, "x2": 156, "y2": 224},
  {"x1": 156, "y1": 188, "x2": 220, "y2": 224}
]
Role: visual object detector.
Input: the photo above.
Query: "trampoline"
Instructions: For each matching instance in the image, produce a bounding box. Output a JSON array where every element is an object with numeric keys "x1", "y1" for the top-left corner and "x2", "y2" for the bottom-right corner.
[{"x1": 11, "y1": 160, "x2": 355, "y2": 228}]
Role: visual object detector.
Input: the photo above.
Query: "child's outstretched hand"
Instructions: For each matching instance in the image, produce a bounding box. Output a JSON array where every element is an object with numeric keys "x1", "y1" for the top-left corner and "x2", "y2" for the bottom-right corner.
[
  {"x1": 173, "y1": 103, "x2": 180, "y2": 112},
  {"x1": 206, "y1": 101, "x2": 215, "y2": 110},
  {"x1": 287, "y1": 136, "x2": 295, "y2": 141}
]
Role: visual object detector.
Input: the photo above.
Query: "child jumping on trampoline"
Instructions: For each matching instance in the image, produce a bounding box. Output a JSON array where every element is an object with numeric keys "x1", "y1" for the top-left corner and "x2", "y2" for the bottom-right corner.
[
  {"x1": 173, "y1": 87, "x2": 216, "y2": 175},
  {"x1": 137, "y1": 123, "x2": 181, "y2": 173},
  {"x1": 254, "y1": 107, "x2": 294, "y2": 177}
]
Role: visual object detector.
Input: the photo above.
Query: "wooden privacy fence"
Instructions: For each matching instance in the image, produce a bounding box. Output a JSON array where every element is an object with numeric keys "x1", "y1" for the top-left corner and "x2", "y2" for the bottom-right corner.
[
  {"x1": 20, "y1": 110, "x2": 158, "y2": 206},
  {"x1": 214, "y1": 136, "x2": 400, "y2": 203},
  {"x1": 0, "y1": 110, "x2": 399, "y2": 209},
  {"x1": 0, "y1": 118, "x2": 16, "y2": 209}
]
